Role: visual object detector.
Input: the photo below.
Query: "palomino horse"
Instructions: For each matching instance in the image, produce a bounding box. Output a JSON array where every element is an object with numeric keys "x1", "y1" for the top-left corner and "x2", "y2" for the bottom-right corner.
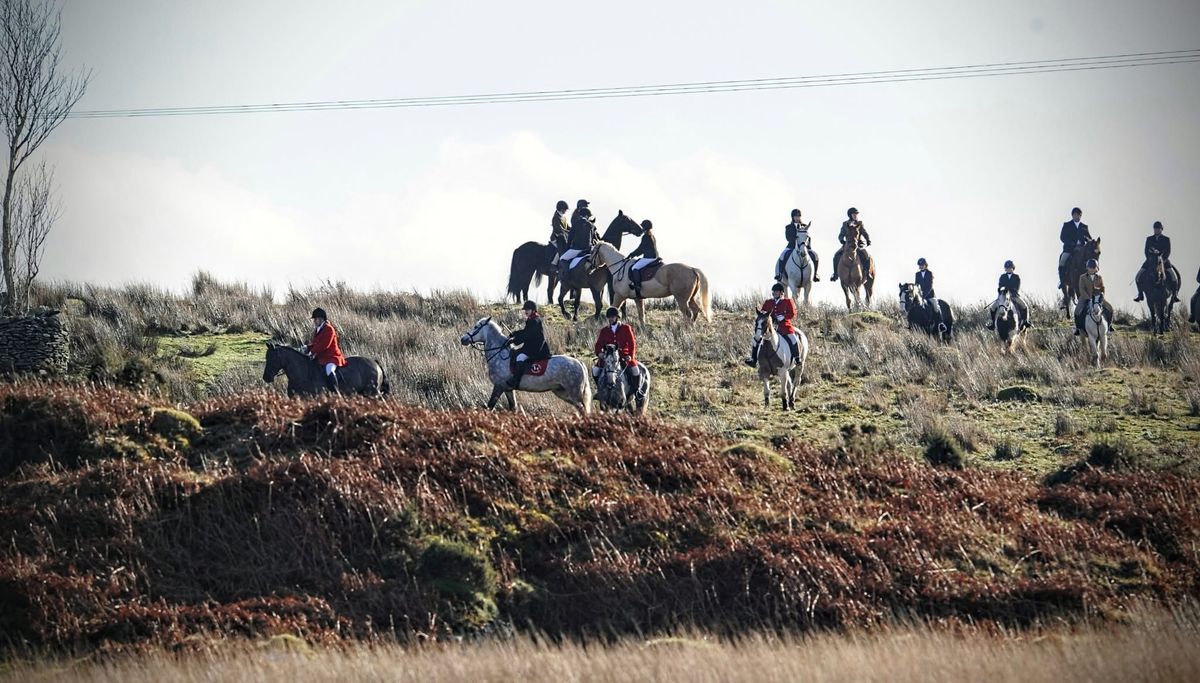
[
  {"x1": 507, "y1": 241, "x2": 558, "y2": 304},
  {"x1": 1084, "y1": 293, "x2": 1109, "y2": 368},
  {"x1": 751, "y1": 309, "x2": 809, "y2": 411},
  {"x1": 595, "y1": 343, "x2": 651, "y2": 415},
  {"x1": 1061, "y1": 239, "x2": 1101, "y2": 316},
  {"x1": 1140, "y1": 254, "x2": 1177, "y2": 335},
  {"x1": 837, "y1": 223, "x2": 875, "y2": 311},
  {"x1": 592, "y1": 241, "x2": 713, "y2": 324},
  {"x1": 262, "y1": 342, "x2": 389, "y2": 397},
  {"x1": 777, "y1": 246, "x2": 813, "y2": 305},
  {"x1": 992, "y1": 291, "x2": 1025, "y2": 353},
  {"x1": 460, "y1": 317, "x2": 591, "y2": 414},
  {"x1": 899, "y1": 283, "x2": 954, "y2": 342}
]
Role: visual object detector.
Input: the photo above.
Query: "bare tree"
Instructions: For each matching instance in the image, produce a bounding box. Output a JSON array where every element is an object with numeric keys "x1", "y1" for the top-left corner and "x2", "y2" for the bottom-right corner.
[
  {"x1": 0, "y1": 0, "x2": 88, "y2": 314},
  {"x1": 11, "y1": 161, "x2": 55, "y2": 312}
]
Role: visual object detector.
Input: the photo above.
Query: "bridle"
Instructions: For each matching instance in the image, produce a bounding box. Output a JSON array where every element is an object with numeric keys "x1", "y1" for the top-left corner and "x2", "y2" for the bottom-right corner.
[{"x1": 463, "y1": 321, "x2": 510, "y2": 363}]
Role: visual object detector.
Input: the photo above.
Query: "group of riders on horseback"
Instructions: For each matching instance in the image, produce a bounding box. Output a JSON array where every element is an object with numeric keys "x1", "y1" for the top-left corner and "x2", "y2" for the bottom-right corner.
[{"x1": 552, "y1": 199, "x2": 661, "y2": 300}]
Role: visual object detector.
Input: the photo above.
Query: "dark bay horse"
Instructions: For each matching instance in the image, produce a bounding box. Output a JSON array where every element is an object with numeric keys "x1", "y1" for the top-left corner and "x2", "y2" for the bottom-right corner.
[
  {"x1": 601, "y1": 210, "x2": 644, "y2": 250},
  {"x1": 507, "y1": 241, "x2": 558, "y2": 304},
  {"x1": 1061, "y1": 239, "x2": 1101, "y2": 316},
  {"x1": 262, "y1": 342, "x2": 389, "y2": 397},
  {"x1": 899, "y1": 283, "x2": 954, "y2": 342},
  {"x1": 1139, "y1": 254, "x2": 1178, "y2": 335}
]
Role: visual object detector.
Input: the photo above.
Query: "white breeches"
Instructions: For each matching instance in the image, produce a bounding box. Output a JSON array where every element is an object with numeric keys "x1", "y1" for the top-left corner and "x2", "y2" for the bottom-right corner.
[
  {"x1": 551, "y1": 253, "x2": 560, "y2": 266},
  {"x1": 632, "y1": 258, "x2": 655, "y2": 271},
  {"x1": 516, "y1": 353, "x2": 529, "y2": 362},
  {"x1": 1058, "y1": 252, "x2": 1071, "y2": 268},
  {"x1": 561, "y1": 248, "x2": 583, "y2": 261},
  {"x1": 591, "y1": 365, "x2": 601, "y2": 378},
  {"x1": 325, "y1": 363, "x2": 337, "y2": 376}
]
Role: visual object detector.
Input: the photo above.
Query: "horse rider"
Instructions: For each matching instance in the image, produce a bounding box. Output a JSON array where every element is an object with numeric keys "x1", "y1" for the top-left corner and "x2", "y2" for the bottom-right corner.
[
  {"x1": 744, "y1": 282, "x2": 800, "y2": 368},
  {"x1": 829, "y1": 207, "x2": 872, "y2": 282},
  {"x1": 505, "y1": 300, "x2": 552, "y2": 389},
  {"x1": 627, "y1": 219, "x2": 659, "y2": 298},
  {"x1": 1074, "y1": 258, "x2": 1113, "y2": 336},
  {"x1": 301, "y1": 307, "x2": 347, "y2": 393},
  {"x1": 1058, "y1": 207, "x2": 1093, "y2": 290},
  {"x1": 1134, "y1": 220, "x2": 1182, "y2": 304},
  {"x1": 593, "y1": 306, "x2": 641, "y2": 387},
  {"x1": 561, "y1": 200, "x2": 599, "y2": 273},
  {"x1": 549, "y1": 200, "x2": 570, "y2": 265},
  {"x1": 986, "y1": 260, "x2": 1031, "y2": 330},
  {"x1": 775, "y1": 208, "x2": 820, "y2": 282},
  {"x1": 914, "y1": 257, "x2": 943, "y2": 326}
]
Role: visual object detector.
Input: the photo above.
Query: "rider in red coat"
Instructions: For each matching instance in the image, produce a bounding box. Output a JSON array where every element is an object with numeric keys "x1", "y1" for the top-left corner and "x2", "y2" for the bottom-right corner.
[
  {"x1": 745, "y1": 283, "x2": 800, "y2": 367},
  {"x1": 303, "y1": 307, "x2": 347, "y2": 392},
  {"x1": 592, "y1": 307, "x2": 641, "y2": 386}
]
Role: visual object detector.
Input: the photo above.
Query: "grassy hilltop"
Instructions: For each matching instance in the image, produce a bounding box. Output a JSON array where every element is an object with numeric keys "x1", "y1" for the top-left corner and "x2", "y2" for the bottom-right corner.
[{"x1": 1, "y1": 274, "x2": 1198, "y2": 655}]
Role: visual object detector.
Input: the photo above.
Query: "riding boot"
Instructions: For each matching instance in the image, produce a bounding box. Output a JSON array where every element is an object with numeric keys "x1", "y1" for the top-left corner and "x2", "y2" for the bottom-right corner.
[
  {"x1": 985, "y1": 310, "x2": 995, "y2": 330},
  {"x1": 744, "y1": 342, "x2": 760, "y2": 367},
  {"x1": 325, "y1": 371, "x2": 340, "y2": 395},
  {"x1": 1171, "y1": 265, "x2": 1182, "y2": 303},
  {"x1": 625, "y1": 365, "x2": 641, "y2": 393},
  {"x1": 1134, "y1": 289, "x2": 1144, "y2": 303},
  {"x1": 508, "y1": 363, "x2": 527, "y2": 390},
  {"x1": 785, "y1": 336, "x2": 799, "y2": 365},
  {"x1": 829, "y1": 249, "x2": 842, "y2": 281},
  {"x1": 775, "y1": 251, "x2": 789, "y2": 282},
  {"x1": 1057, "y1": 265, "x2": 1066, "y2": 291},
  {"x1": 809, "y1": 250, "x2": 820, "y2": 281},
  {"x1": 1074, "y1": 311, "x2": 1085, "y2": 335}
]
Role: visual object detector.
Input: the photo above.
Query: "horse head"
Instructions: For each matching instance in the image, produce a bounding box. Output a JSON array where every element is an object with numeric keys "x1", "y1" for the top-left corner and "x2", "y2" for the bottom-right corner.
[
  {"x1": 1089, "y1": 293, "x2": 1106, "y2": 320},
  {"x1": 898, "y1": 283, "x2": 916, "y2": 312},
  {"x1": 460, "y1": 316, "x2": 495, "y2": 346},
  {"x1": 752, "y1": 308, "x2": 772, "y2": 344},
  {"x1": 996, "y1": 292, "x2": 1014, "y2": 322},
  {"x1": 1083, "y1": 238, "x2": 1102, "y2": 263},
  {"x1": 603, "y1": 211, "x2": 643, "y2": 243},
  {"x1": 263, "y1": 342, "x2": 284, "y2": 383}
]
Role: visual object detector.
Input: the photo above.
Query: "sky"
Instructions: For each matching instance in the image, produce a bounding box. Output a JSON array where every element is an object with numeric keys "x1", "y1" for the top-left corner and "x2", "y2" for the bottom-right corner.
[{"x1": 38, "y1": 0, "x2": 1200, "y2": 310}]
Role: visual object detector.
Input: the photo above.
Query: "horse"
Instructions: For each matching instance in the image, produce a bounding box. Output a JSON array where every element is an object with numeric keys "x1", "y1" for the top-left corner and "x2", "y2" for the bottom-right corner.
[
  {"x1": 459, "y1": 317, "x2": 591, "y2": 414},
  {"x1": 601, "y1": 211, "x2": 644, "y2": 251},
  {"x1": 595, "y1": 343, "x2": 650, "y2": 415},
  {"x1": 1190, "y1": 285, "x2": 1200, "y2": 332},
  {"x1": 777, "y1": 245, "x2": 813, "y2": 305},
  {"x1": 507, "y1": 241, "x2": 558, "y2": 304},
  {"x1": 836, "y1": 224, "x2": 875, "y2": 311},
  {"x1": 751, "y1": 308, "x2": 809, "y2": 411},
  {"x1": 898, "y1": 283, "x2": 954, "y2": 342},
  {"x1": 1139, "y1": 254, "x2": 1177, "y2": 335},
  {"x1": 556, "y1": 252, "x2": 610, "y2": 321},
  {"x1": 1084, "y1": 293, "x2": 1109, "y2": 368},
  {"x1": 592, "y1": 241, "x2": 712, "y2": 324},
  {"x1": 1061, "y1": 239, "x2": 1101, "y2": 316},
  {"x1": 262, "y1": 342, "x2": 389, "y2": 397},
  {"x1": 992, "y1": 290, "x2": 1025, "y2": 353}
]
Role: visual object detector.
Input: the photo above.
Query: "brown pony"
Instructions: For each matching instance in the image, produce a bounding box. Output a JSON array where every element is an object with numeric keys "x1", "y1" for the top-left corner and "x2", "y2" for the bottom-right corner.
[
  {"x1": 837, "y1": 222, "x2": 875, "y2": 310},
  {"x1": 593, "y1": 241, "x2": 712, "y2": 324},
  {"x1": 1061, "y1": 239, "x2": 1101, "y2": 317},
  {"x1": 556, "y1": 255, "x2": 610, "y2": 321}
]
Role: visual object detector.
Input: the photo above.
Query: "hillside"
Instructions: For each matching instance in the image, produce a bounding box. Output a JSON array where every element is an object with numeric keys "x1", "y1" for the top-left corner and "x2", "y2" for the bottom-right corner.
[{"x1": 1, "y1": 382, "x2": 1199, "y2": 653}]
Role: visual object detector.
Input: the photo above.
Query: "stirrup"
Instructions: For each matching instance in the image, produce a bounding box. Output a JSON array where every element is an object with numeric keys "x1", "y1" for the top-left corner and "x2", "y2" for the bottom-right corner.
[{"x1": 743, "y1": 358, "x2": 757, "y2": 367}]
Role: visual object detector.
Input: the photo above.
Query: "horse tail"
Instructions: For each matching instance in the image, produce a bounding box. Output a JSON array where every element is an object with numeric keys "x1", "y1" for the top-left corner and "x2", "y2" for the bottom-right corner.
[
  {"x1": 694, "y1": 268, "x2": 713, "y2": 323},
  {"x1": 507, "y1": 243, "x2": 538, "y2": 302},
  {"x1": 579, "y1": 364, "x2": 593, "y2": 415}
]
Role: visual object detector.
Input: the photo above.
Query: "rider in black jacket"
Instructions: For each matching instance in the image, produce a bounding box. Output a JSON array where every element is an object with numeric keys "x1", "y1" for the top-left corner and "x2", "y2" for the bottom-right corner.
[
  {"x1": 1134, "y1": 221, "x2": 1181, "y2": 304},
  {"x1": 506, "y1": 301, "x2": 552, "y2": 389}
]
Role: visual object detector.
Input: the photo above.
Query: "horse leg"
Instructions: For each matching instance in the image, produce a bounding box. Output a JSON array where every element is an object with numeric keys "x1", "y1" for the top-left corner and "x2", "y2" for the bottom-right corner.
[
  {"x1": 637, "y1": 299, "x2": 647, "y2": 325},
  {"x1": 842, "y1": 286, "x2": 852, "y2": 312},
  {"x1": 558, "y1": 281, "x2": 569, "y2": 317},
  {"x1": 572, "y1": 288, "x2": 581, "y2": 321},
  {"x1": 779, "y1": 371, "x2": 789, "y2": 411},
  {"x1": 504, "y1": 390, "x2": 516, "y2": 410},
  {"x1": 547, "y1": 272, "x2": 558, "y2": 305},
  {"x1": 486, "y1": 385, "x2": 504, "y2": 410},
  {"x1": 762, "y1": 378, "x2": 770, "y2": 407}
]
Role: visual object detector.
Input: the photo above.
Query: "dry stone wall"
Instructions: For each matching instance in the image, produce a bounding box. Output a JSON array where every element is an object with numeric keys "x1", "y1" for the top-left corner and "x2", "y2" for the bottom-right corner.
[{"x1": 0, "y1": 309, "x2": 69, "y2": 375}]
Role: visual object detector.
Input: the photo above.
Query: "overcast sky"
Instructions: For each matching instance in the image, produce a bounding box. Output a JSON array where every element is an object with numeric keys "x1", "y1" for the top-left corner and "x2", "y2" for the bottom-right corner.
[{"x1": 40, "y1": 0, "x2": 1200, "y2": 310}]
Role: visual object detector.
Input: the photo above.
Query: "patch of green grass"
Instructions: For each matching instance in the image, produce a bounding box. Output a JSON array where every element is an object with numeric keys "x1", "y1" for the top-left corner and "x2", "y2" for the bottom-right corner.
[{"x1": 157, "y1": 332, "x2": 269, "y2": 388}]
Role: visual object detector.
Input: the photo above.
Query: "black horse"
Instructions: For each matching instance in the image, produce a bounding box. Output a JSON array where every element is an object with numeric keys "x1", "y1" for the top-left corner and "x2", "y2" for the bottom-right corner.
[
  {"x1": 1138, "y1": 254, "x2": 1178, "y2": 335},
  {"x1": 899, "y1": 283, "x2": 954, "y2": 342},
  {"x1": 262, "y1": 342, "x2": 389, "y2": 397},
  {"x1": 506, "y1": 241, "x2": 558, "y2": 304},
  {"x1": 601, "y1": 210, "x2": 644, "y2": 250}
]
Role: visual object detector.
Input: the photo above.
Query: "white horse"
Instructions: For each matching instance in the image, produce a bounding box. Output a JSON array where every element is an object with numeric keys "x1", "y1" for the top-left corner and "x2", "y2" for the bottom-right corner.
[
  {"x1": 459, "y1": 317, "x2": 592, "y2": 415},
  {"x1": 993, "y1": 291, "x2": 1025, "y2": 353},
  {"x1": 751, "y1": 309, "x2": 810, "y2": 411},
  {"x1": 592, "y1": 241, "x2": 713, "y2": 324},
  {"x1": 776, "y1": 247, "x2": 813, "y2": 305},
  {"x1": 1084, "y1": 293, "x2": 1109, "y2": 368},
  {"x1": 595, "y1": 344, "x2": 651, "y2": 415}
]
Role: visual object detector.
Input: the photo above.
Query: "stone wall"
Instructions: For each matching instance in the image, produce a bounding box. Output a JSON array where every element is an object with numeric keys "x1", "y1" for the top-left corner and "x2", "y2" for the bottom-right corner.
[{"x1": 0, "y1": 309, "x2": 69, "y2": 376}]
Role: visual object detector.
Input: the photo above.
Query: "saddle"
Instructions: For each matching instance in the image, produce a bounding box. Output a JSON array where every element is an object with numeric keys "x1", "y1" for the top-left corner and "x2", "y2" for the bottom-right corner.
[
  {"x1": 565, "y1": 255, "x2": 591, "y2": 274},
  {"x1": 510, "y1": 357, "x2": 549, "y2": 376},
  {"x1": 631, "y1": 259, "x2": 663, "y2": 283}
]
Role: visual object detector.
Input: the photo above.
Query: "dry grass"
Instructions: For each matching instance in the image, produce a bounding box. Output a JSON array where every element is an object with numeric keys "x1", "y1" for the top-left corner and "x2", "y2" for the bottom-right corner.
[{"x1": 5, "y1": 612, "x2": 1199, "y2": 683}]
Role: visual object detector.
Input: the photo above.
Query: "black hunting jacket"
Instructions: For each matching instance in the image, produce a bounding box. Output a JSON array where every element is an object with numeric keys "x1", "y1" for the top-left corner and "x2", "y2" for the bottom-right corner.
[
  {"x1": 568, "y1": 213, "x2": 598, "y2": 251},
  {"x1": 914, "y1": 270, "x2": 935, "y2": 299},
  {"x1": 838, "y1": 220, "x2": 872, "y2": 245},
  {"x1": 629, "y1": 231, "x2": 659, "y2": 260},
  {"x1": 509, "y1": 315, "x2": 552, "y2": 360},
  {"x1": 1144, "y1": 234, "x2": 1171, "y2": 260},
  {"x1": 549, "y1": 211, "x2": 569, "y2": 247},
  {"x1": 1059, "y1": 220, "x2": 1092, "y2": 249},
  {"x1": 998, "y1": 272, "x2": 1022, "y2": 295}
]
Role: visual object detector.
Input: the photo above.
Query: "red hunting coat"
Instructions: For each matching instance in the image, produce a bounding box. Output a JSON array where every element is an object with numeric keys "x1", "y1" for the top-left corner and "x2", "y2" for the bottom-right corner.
[
  {"x1": 594, "y1": 322, "x2": 638, "y2": 366},
  {"x1": 761, "y1": 297, "x2": 796, "y2": 335},
  {"x1": 309, "y1": 322, "x2": 348, "y2": 367}
]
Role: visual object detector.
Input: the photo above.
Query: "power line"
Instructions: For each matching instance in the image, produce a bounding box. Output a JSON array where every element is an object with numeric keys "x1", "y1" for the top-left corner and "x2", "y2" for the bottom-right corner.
[{"x1": 68, "y1": 49, "x2": 1200, "y2": 119}]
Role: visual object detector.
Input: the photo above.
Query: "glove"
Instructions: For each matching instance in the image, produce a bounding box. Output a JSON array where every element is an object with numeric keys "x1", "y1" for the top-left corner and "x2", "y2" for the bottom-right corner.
[
  {"x1": 300, "y1": 344, "x2": 309, "y2": 354},
  {"x1": 775, "y1": 314, "x2": 785, "y2": 321}
]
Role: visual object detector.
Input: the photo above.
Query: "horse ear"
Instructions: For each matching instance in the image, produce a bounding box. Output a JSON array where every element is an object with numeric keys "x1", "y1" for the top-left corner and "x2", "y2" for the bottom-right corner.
[
  {"x1": 485, "y1": 316, "x2": 492, "y2": 324},
  {"x1": 618, "y1": 209, "x2": 624, "y2": 216}
]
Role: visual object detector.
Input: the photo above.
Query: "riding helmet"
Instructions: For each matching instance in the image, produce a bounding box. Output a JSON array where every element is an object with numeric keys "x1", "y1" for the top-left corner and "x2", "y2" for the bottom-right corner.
[
  {"x1": 522, "y1": 300, "x2": 538, "y2": 312},
  {"x1": 577, "y1": 199, "x2": 590, "y2": 208},
  {"x1": 791, "y1": 208, "x2": 802, "y2": 218},
  {"x1": 1086, "y1": 258, "x2": 1098, "y2": 268},
  {"x1": 917, "y1": 257, "x2": 928, "y2": 266},
  {"x1": 606, "y1": 306, "x2": 620, "y2": 318},
  {"x1": 579, "y1": 207, "x2": 592, "y2": 218},
  {"x1": 847, "y1": 207, "x2": 859, "y2": 217},
  {"x1": 311, "y1": 307, "x2": 328, "y2": 320},
  {"x1": 1071, "y1": 207, "x2": 1082, "y2": 216},
  {"x1": 640, "y1": 219, "x2": 653, "y2": 230},
  {"x1": 1004, "y1": 260, "x2": 1015, "y2": 269},
  {"x1": 556, "y1": 200, "x2": 568, "y2": 211},
  {"x1": 1153, "y1": 221, "x2": 1164, "y2": 230},
  {"x1": 771, "y1": 282, "x2": 785, "y2": 292}
]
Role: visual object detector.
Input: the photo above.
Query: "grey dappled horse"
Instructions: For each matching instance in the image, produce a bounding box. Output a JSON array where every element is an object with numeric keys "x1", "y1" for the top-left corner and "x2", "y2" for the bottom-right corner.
[
  {"x1": 459, "y1": 317, "x2": 592, "y2": 414},
  {"x1": 595, "y1": 343, "x2": 650, "y2": 415},
  {"x1": 262, "y1": 342, "x2": 389, "y2": 397}
]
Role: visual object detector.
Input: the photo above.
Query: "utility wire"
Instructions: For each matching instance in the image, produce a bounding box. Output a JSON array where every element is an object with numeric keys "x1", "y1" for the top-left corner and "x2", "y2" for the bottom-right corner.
[{"x1": 68, "y1": 49, "x2": 1200, "y2": 119}]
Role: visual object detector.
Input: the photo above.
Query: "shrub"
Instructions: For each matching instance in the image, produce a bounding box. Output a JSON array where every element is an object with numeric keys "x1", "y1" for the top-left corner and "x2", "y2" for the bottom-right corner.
[
  {"x1": 1054, "y1": 413, "x2": 1076, "y2": 437},
  {"x1": 996, "y1": 385, "x2": 1040, "y2": 402},
  {"x1": 416, "y1": 537, "x2": 498, "y2": 600},
  {"x1": 920, "y1": 425, "x2": 964, "y2": 469},
  {"x1": 1087, "y1": 438, "x2": 1139, "y2": 471},
  {"x1": 993, "y1": 438, "x2": 1023, "y2": 461},
  {"x1": 150, "y1": 408, "x2": 203, "y2": 447}
]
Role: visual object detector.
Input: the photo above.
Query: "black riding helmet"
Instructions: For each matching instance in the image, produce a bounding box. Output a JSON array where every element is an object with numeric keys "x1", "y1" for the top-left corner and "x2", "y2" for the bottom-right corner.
[
  {"x1": 640, "y1": 219, "x2": 653, "y2": 231},
  {"x1": 791, "y1": 208, "x2": 802, "y2": 218},
  {"x1": 606, "y1": 306, "x2": 620, "y2": 318},
  {"x1": 579, "y1": 207, "x2": 592, "y2": 218},
  {"x1": 522, "y1": 300, "x2": 538, "y2": 312},
  {"x1": 556, "y1": 200, "x2": 568, "y2": 211},
  {"x1": 1004, "y1": 260, "x2": 1015, "y2": 269},
  {"x1": 311, "y1": 307, "x2": 327, "y2": 320},
  {"x1": 577, "y1": 199, "x2": 589, "y2": 208},
  {"x1": 1153, "y1": 221, "x2": 1164, "y2": 230},
  {"x1": 847, "y1": 207, "x2": 859, "y2": 218},
  {"x1": 917, "y1": 257, "x2": 928, "y2": 266},
  {"x1": 1086, "y1": 258, "x2": 1098, "y2": 269},
  {"x1": 771, "y1": 282, "x2": 785, "y2": 292}
]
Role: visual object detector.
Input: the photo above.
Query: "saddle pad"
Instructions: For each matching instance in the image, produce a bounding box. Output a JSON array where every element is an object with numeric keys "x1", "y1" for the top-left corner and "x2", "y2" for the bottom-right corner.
[{"x1": 512, "y1": 358, "x2": 550, "y2": 376}]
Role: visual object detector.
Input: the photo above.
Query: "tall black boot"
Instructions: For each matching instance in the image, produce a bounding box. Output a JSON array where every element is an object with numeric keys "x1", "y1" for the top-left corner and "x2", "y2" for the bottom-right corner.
[
  {"x1": 775, "y1": 252, "x2": 788, "y2": 281},
  {"x1": 829, "y1": 250, "x2": 842, "y2": 281},
  {"x1": 1074, "y1": 312, "x2": 1085, "y2": 335},
  {"x1": 785, "y1": 337, "x2": 799, "y2": 365},
  {"x1": 508, "y1": 363, "x2": 527, "y2": 390},
  {"x1": 744, "y1": 342, "x2": 760, "y2": 367},
  {"x1": 809, "y1": 250, "x2": 820, "y2": 281},
  {"x1": 325, "y1": 371, "x2": 340, "y2": 395}
]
